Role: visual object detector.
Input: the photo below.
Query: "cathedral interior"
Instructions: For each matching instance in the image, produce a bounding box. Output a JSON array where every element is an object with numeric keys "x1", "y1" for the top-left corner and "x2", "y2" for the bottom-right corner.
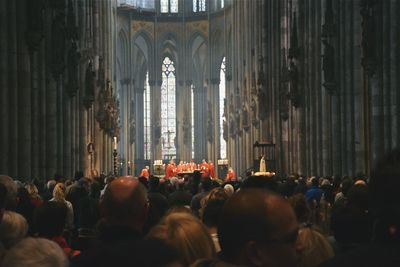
[{"x1": 0, "y1": 0, "x2": 399, "y2": 180}]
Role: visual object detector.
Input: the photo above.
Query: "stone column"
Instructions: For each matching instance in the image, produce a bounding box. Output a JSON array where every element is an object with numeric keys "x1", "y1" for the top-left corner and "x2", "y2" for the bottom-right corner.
[
  {"x1": 9, "y1": 0, "x2": 19, "y2": 178},
  {"x1": 0, "y1": 0, "x2": 9, "y2": 174}
]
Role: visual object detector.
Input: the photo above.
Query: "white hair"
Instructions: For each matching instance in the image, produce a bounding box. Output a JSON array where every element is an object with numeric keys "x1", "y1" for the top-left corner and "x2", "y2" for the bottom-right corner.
[
  {"x1": 1, "y1": 237, "x2": 69, "y2": 267},
  {"x1": 0, "y1": 211, "x2": 28, "y2": 249},
  {"x1": 223, "y1": 184, "x2": 234, "y2": 196}
]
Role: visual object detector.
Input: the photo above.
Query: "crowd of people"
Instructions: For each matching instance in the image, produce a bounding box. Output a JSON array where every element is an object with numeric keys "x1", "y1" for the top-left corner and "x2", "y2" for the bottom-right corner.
[{"x1": 1, "y1": 149, "x2": 400, "y2": 267}]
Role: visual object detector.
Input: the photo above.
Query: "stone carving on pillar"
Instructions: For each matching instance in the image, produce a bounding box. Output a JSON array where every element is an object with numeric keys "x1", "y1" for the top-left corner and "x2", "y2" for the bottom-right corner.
[
  {"x1": 229, "y1": 114, "x2": 235, "y2": 138},
  {"x1": 235, "y1": 110, "x2": 241, "y2": 136},
  {"x1": 288, "y1": 60, "x2": 300, "y2": 108},
  {"x1": 96, "y1": 80, "x2": 120, "y2": 137},
  {"x1": 228, "y1": 94, "x2": 237, "y2": 137},
  {"x1": 360, "y1": 0, "x2": 377, "y2": 77},
  {"x1": 84, "y1": 60, "x2": 96, "y2": 109},
  {"x1": 129, "y1": 99, "x2": 136, "y2": 144},
  {"x1": 207, "y1": 101, "x2": 214, "y2": 143},
  {"x1": 223, "y1": 119, "x2": 228, "y2": 141},
  {"x1": 280, "y1": 52, "x2": 290, "y2": 121},
  {"x1": 250, "y1": 97, "x2": 259, "y2": 128},
  {"x1": 26, "y1": 0, "x2": 44, "y2": 53},
  {"x1": 97, "y1": 57, "x2": 105, "y2": 88},
  {"x1": 241, "y1": 93, "x2": 250, "y2": 131},
  {"x1": 67, "y1": 41, "x2": 81, "y2": 97},
  {"x1": 322, "y1": 40, "x2": 336, "y2": 95},
  {"x1": 321, "y1": 0, "x2": 337, "y2": 95},
  {"x1": 288, "y1": 12, "x2": 301, "y2": 108}
]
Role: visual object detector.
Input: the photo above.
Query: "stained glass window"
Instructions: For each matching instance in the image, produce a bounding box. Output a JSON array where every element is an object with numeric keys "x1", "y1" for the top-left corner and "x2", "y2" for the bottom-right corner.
[
  {"x1": 170, "y1": 0, "x2": 178, "y2": 13},
  {"x1": 193, "y1": 0, "x2": 206, "y2": 12},
  {"x1": 161, "y1": 57, "x2": 176, "y2": 158},
  {"x1": 144, "y1": 72, "x2": 151, "y2": 160},
  {"x1": 191, "y1": 85, "x2": 195, "y2": 159},
  {"x1": 219, "y1": 57, "x2": 227, "y2": 159},
  {"x1": 160, "y1": 0, "x2": 168, "y2": 13}
]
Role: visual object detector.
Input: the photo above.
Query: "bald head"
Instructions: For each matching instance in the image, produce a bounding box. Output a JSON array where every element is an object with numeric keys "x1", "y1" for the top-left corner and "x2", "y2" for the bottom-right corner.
[
  {"x1": 101, "y1": 176, "x2": 148, "y2": 230},
  {"x1": 218, "y1": 189, "x2": 299, "y2": 265}
]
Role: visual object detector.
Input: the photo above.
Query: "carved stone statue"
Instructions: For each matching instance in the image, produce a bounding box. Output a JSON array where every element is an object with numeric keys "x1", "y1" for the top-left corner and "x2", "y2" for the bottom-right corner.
[
  {"x1": 259, "y1": 156, "x2": 267, "y2": 172},
  {"x1": 207, "y1": 101, "x2": 214, "y2": 143},
  {"x1": 223, "y1": 119, "x2": 228, "y2": 141},
  {"x1": 322, "y1": 39, "x2": 335, "y2": 83},
  {"x1": 288, "y1": 60, "x2": 300, "y2": 108},
  {"x1": 129, "y1": 99, "x2": 136, "y2": 144},
  {"x1": 250, "y1": 97, "x2": 259, "y2": 127},
  {"x1": 241, "y1": 102, "x2": 249, "y2": 131},
  {"x1": 85, "y1": 61, "x2": 95, "y2": 103}
]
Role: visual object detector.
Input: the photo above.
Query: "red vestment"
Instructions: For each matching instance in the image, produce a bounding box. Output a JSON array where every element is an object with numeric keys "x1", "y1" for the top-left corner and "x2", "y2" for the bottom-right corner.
[{"x1": 140, "y1": 168, "x2": 149, "y2": 178}]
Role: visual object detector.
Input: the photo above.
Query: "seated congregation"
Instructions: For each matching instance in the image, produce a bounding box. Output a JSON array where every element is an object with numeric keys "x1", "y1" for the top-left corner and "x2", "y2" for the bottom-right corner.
[{"x1": 1, "y1": 149, "x2": 400, "y2": 267}]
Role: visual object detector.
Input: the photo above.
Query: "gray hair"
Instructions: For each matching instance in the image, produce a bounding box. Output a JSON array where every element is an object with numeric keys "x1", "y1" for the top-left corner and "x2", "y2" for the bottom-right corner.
[
  {"x1": 1, "y1": 237, "x2": 69, "y2": 267},
  {"x1": 0, "y1": 211, "x2": 28, "y2": 249}
]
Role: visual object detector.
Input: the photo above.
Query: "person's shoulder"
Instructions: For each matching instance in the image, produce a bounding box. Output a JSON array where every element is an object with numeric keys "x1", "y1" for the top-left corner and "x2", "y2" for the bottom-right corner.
[{"x1": 319, "y1": 243, "x2": 400, "y2": 267}]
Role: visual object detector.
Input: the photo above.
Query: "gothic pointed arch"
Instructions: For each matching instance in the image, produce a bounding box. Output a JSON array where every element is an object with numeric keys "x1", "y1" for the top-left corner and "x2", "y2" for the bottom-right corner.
[
  {"x1": 117, "y1": 29, "x2": 129, "y2": 79},
  {"x1": 131, "y1": 31, "x2": 154, "y2": 83},
  {"x1": 210, "y1": 28, "x2": 225, "y2": 82}
]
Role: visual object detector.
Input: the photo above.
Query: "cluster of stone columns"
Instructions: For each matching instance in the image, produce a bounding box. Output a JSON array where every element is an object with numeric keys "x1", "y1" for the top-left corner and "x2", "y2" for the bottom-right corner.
[
  {"x1": 260, "y1": 0, "x2": 400, "y2": 177},
  {"x1": 0, "y1": 0, "x2": 118, "y2": 180}
]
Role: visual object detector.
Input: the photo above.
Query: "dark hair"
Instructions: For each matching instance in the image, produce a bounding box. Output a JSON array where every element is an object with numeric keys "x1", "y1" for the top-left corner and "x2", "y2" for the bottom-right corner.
[
  {"x1": 148, "y1": 175, "x2": 160, "y2": 191},
  {"x1": 218, "y1": 189, "x2": 278, "y2": 261},
  {"x1": 0, "y1": 183, "x2": 7, "y2": 209},
  {"x1": 202, "y1": 199, "x2": 225, "y2": 228},
  {"x1": 201, "y1": 177, "x2": 213, "y2": 192},
  {"x1": 102, "y1": 180, "x2": 147, "y2": 222},
  {"x1": 74, "y1": 171, "x2": 84, "y2": 181},
  {"x1": 241, "y1": 175, "x2": 278, "y2": 192},
  {"x1": 369, "y1": 148, "x2": 400, "y2": 220},
  {"x1": 34, "y1": 201, "x2": 67, "y2": 237}
]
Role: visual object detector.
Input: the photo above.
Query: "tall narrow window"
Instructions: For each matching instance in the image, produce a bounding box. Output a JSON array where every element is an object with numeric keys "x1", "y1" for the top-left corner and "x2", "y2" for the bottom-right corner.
[
  {"x1": 191, "y1": 85, "x2": 195, "y2": 159},
  {"x1": 221, "y1": 0, "x2": 224, "y2": 9},
  {"x1": 144, "y1": 72, "x2": 151, "y2": 160},
  {"x1": 160, "y1": 0, "x2": 178, "y2": 13},
  {"x1": 170, "y1": 0, "x2": 178, "y2": 13},
  {"x1": 160, "y1": 0, "x2": 168, "y2": 13},
  {"x1": 219, "y1": 57, "x2": 227, "y2": 159},
  {"x1": 193, "y1": 0, "x2": 206, "y2": 12},
  {"x1": 161, "y1": 57, "x2": 176, "y2": 158}
]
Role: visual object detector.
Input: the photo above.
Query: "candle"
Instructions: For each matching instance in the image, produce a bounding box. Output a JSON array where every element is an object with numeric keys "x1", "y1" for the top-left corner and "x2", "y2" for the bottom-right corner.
[{"x1": 113, "y1": 136, "x2": 117, "y2": 150}]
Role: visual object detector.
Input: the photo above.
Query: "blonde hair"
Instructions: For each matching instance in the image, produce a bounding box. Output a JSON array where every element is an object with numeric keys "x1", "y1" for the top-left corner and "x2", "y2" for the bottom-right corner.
[
  {"x1": 52, "y1": 183, "x2": 66, "y2": 202},
  {"x1": 147, "y1": 212, "x2": 216, "y2": 266},
  {"x1": 0, "y1": 211, "x2": 28, "y2": 249},
  {"x1": 25, "y1": 183, "x2": 40, "y2": 199},
  {"x1": 297, "y1": 227, "x2": 334, "y2": 267}
]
